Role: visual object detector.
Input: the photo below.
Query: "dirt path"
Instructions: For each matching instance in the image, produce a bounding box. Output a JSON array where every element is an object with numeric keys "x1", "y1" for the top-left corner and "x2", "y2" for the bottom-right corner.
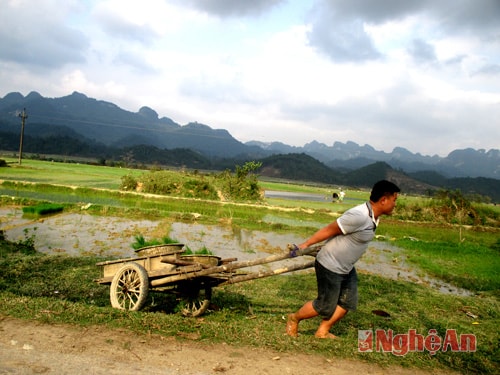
[{"x1": 0, "y1": 316, "x2": 457, "y2": 375}]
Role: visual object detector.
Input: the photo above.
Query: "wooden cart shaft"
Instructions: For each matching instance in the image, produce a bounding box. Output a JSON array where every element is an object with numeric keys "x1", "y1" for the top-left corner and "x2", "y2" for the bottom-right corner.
[
  {"x1": 149, "y1": 245, "x2": 320, "y2": 287},
  {"x1": 216, "y1": 259, "x2": 316, "y2": 286}
]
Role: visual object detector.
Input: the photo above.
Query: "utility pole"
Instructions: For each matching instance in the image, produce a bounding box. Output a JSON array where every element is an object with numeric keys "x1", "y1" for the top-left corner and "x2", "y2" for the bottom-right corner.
[{"x1": 18, "y1": 108, "x2": 28, "y2": 165}]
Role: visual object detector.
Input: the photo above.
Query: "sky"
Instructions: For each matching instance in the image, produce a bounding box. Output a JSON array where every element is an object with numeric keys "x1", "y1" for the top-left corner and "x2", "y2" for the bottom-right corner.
[{"x1": 0, "y1": 0, "x2": 499, "y2": 157}]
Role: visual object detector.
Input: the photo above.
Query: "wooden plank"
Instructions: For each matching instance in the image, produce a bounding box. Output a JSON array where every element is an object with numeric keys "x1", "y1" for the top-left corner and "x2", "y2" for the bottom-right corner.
[
  {"x1": 160, "y1": 256, "x2": 213, "y2": 269},
  {"x1": 95, "y1": 264, "x2": 204, "y2": 285},
  {"x1": 147, "y1": 264, "x2": 202, "y2": 278},
  {"x1": 95, "y1": 249, "x2": 184, "y2": 267}
]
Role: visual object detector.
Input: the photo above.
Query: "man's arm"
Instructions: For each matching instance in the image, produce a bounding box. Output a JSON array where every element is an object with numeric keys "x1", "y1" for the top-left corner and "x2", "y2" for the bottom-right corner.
[{"x1": 299, "y1": 221, "x2": 343, "y2": 249}]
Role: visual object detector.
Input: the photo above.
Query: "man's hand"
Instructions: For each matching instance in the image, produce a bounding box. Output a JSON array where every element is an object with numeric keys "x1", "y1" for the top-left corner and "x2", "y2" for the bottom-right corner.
[{"x1": 287, "y1": 243, "x2": 299, "y2": 257}]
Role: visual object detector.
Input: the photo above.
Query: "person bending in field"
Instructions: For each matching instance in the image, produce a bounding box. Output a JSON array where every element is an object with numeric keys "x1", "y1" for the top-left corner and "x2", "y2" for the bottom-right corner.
[{"x1": 286, "y1": 180, "x2": 400, "y2": 339}]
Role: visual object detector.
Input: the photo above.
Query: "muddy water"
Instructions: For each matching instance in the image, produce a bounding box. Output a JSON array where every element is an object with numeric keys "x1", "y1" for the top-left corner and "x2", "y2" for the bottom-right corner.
[
  {"x1": 0, "y1": 208, "x2": 471, "y2": 295},
  {"x1": 361, "y1": 242, "x2": 471, "y2": 296},
  {"x1": 0, "y1": 209, "x2": 307, "y2": 275}
]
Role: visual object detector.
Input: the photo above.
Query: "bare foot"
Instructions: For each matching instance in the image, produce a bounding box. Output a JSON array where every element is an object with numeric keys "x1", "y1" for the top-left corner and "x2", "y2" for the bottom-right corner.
[
  {"x1": 315, "y1": 332, "x2": 337, "y2": 339},
  {"x1": 286, "y1": 314, "x2": 298, "y2": 337}
]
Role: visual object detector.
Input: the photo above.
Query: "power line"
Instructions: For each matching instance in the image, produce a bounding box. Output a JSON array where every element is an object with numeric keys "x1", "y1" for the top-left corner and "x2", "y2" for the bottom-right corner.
[{"x1": 18, "y1": 108, "x2": 28, "y2": 165}]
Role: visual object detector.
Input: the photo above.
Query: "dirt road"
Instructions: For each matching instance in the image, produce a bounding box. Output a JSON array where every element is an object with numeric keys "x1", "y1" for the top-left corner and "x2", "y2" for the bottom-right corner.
[{"x1": 0, "y1": 316, "x2": 456, "y2": 375}]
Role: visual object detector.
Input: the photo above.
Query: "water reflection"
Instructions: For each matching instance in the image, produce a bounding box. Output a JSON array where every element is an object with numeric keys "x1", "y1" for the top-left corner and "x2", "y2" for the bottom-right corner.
[
  {"x1": 169, "y1": 222, "x2": 304, "y2": 261},
  {"x1": 264, "y1": 190, "x2": 364, "y2": 203},
  {"x1": 0, "y1": 208, "x2": 471, "y2": 296},
  {"x1": 0, "y1": 209, "x2": 303, "y2": 263},
  {"x1": 264, "y1": 190, "x2": 331, "y2": 202}
]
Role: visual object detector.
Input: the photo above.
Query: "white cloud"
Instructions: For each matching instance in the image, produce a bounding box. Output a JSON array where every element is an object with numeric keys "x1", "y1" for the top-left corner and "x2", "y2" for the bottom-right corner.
[
  {"x1": 0, "y1": 0, "x2": 88, "y2": 68},
  {"x1": 0, "y1": 0, "x2": 499, "y2": 156}
]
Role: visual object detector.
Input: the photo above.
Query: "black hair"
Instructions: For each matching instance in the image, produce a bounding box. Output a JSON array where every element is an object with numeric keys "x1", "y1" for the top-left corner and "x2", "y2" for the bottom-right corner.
[{"x1": 369, "y1": 180, "x2": 400, "y2": 202}]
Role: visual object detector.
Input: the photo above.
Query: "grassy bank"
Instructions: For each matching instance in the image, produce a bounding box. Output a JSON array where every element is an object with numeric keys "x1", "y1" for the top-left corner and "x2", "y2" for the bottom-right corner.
[
  {"x1": 0, "y1": 240, "x2": 498, "y2": 374},
  {"x1": 375, "y1": 220, "x2": 500, "y2": 293}
]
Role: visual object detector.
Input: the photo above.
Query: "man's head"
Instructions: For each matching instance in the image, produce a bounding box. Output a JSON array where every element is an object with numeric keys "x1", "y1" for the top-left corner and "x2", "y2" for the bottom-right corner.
[
  {"x1": 370, "y1": 180, "x2": 400, "y2": 202},
  {"x1": 370, "y1": 180, "x2": 400, "y2": 217}
]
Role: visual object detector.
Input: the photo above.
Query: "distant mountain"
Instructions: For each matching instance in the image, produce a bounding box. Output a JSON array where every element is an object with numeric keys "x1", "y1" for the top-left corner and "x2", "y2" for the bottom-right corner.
[
  {"x1": 259, "y1": 155, "x2": 500, "y2": 201},
  {"x1": 0, "y1": 91, "x2": 256, "y2": 158},
  {"x1": 259, "y1": 153, "x2": 339, "y2": 184},
  {"x1": 259, "y1": 155, "x2": 436, "y2": 195},
  {"x1": 247, "y1": 140, "x2": 499, "y2": 179},
  {"x1": 1, "y1": 91, "x2": 498, "y2": 180}
]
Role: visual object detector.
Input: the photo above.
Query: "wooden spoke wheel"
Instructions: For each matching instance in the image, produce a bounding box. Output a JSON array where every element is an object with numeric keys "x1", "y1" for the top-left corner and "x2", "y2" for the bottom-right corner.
[
  {"x1": 110, "y1": 262, "x2": 149, "y2": 311},
  {"x1": 179, "y1": 282, "x2": 212, "y2": 317}
]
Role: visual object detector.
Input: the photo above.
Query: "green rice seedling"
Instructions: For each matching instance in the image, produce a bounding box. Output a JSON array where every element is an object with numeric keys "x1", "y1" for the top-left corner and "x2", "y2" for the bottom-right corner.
[
  {"x1": 22, "y1": 203, "x2": 64, "y2": 216},
  {"x1": 131, "y1": 234, "x2": 180, "y2": 250}
]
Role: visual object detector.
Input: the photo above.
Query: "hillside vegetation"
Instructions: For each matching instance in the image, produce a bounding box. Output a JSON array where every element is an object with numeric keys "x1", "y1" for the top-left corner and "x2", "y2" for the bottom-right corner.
[{"x1": 2, "y1": 149, "x2": 499, "y2": 202}]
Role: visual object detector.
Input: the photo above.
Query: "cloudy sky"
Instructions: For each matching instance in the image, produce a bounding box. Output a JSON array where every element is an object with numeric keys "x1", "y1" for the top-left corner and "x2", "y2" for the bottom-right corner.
[{"x1": 1, "y1": 0, "x2": 499, "y2": 156}]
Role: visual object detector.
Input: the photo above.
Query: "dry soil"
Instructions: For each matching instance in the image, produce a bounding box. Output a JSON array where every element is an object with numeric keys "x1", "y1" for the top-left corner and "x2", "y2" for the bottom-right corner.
[{"x1": 0, "y1": 316, "x2": 458, "y2": 375}]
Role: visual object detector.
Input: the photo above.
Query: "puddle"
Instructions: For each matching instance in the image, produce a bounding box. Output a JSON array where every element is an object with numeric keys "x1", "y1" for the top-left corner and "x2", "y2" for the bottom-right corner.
[
  {"x1": 358, "y1": 242, "x2": 472, "y2": 296},
  {"x1": 0, "y1": 207, "x2": 471, "y2": 295},
  {"x1": 264, "y1": 190, "x2": 364, "y2": 203},
  {"x1": 0, "y1": 208, "x2": 306, "y2": 273},
  {"x1": 0, "y1": 208, "x2": 161, "y2": 258},
  {"x1": 265, "y1": 190, "x2": 332, "y2": 202},
  {"x1": 262, "y1": 214, "x2": 327, "y2": 229}
]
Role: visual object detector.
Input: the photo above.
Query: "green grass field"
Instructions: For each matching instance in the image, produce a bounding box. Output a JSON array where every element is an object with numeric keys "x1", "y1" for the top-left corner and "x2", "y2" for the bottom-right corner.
[
  {"x1": 1, "y1": 157, "x2": 142, "y2": 188},
  {"x1": 1, "y1": 158, "x2": 499, "y2": 374}
]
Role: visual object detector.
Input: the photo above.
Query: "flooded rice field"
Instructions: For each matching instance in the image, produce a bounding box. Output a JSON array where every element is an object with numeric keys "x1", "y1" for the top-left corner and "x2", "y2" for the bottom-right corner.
[{"x1": 0, "y1": 207, "x2": 471, "y2": 296}]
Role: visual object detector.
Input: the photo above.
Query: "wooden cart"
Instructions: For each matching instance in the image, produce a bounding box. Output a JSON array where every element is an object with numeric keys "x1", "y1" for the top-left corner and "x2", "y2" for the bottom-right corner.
[{"x1": 95, "y1": 244, "x2": 319, "y2": 317}]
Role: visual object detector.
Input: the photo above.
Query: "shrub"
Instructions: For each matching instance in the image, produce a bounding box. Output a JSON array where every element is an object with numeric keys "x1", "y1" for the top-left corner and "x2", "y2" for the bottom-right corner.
[
  {"x1": 120, "y1": 174, "x2": 138, "y2": 191},
  {"x1": 216, "y1": 161, "x2": 263, "y2": 202},
  {"x1": 123, "y1": 163, "x2": 263, "y2": 203}
]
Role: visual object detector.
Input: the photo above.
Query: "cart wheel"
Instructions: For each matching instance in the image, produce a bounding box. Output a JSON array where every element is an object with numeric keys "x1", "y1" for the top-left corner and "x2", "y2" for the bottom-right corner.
[
  {"x1": 110, "y1": 262, "x2": 149, "y2": 311},
  {"x1": 180, "y1": 283, "x2": 212, "y2": 317}
]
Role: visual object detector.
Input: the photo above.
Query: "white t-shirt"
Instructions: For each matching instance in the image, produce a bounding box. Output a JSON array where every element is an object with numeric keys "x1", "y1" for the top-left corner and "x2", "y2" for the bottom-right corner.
[{"x1": 316, "y1": 202, "x2": 379, "y2": 274}]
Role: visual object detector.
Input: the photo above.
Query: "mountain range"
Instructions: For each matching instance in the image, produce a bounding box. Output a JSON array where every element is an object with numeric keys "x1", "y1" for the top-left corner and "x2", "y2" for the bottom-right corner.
[{"x1": 0, "y1": 91, "x2": 498, "y2": 183}]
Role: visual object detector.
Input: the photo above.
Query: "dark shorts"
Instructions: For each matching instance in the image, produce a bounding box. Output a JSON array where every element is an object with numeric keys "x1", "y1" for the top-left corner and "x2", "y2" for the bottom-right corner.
[{"x1": 312, "y1": 260, "x2": 358, "y2": 319}]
